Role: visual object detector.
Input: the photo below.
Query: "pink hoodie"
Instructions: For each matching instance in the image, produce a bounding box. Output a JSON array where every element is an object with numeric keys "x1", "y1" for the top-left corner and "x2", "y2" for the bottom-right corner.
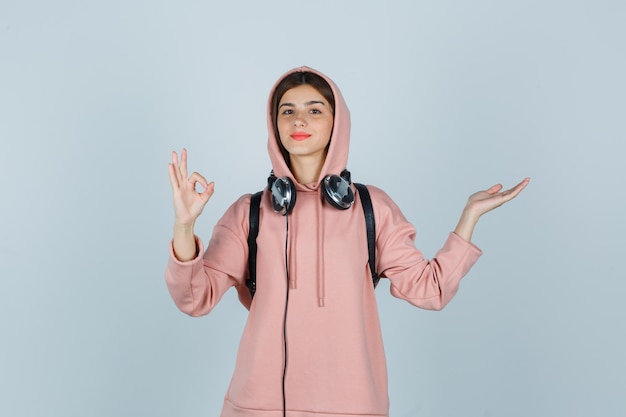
[{"x1": 165, "y1": 67, "x2": 482, "y2": 416}]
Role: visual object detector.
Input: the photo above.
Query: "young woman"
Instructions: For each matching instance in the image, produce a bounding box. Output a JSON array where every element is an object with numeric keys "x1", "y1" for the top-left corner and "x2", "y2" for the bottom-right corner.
[{"x1": 166, "y1": 66, "x2": 529, "y2": 417}]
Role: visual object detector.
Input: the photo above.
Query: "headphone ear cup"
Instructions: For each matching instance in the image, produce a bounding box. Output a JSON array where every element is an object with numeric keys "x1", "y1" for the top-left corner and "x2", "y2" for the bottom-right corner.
[
  {"x1": 270, "y1": 176, "x2": 296, "y2": 215},
  {"x1": 322, "y1": 174, "x2": 354, "y2": 210}
]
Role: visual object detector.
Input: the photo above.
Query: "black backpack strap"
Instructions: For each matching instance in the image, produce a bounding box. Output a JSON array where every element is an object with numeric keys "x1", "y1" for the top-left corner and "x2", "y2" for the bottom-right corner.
[
  {"x1": 246, "y1": 185, "x2": 379, "y2": 298},
  {"x1": 246, "y1": 191, "x2": 264, "y2": 299},
  {"x1": 354, "y1": 183, "x2": 380, "y2": 288}
]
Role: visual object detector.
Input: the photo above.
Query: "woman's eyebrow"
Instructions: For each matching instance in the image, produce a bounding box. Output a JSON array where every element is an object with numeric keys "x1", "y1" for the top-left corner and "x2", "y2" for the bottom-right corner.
[{"x1": 279, "y1": 100, "x2": 327, "y2": 108}]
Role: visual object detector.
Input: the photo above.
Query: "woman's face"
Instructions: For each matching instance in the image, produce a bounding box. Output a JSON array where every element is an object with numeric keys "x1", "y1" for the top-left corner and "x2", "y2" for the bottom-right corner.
[{"x1": 276, "y1": 84, "x2": 334, "y2": 165}]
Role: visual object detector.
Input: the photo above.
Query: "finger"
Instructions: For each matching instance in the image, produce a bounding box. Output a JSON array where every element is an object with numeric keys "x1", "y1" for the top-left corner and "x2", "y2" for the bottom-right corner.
[
  {"x1": 171, "y1": 151, "x2": 183, "y2": 185},
  {"x1": 200, "y1": 181, "x2": 215, "y2": 203},
  {"x1": 486, "y1": 184, "x2": 503, "y2": 195},
  {"x1": 180, "y1": 148, "x2": 189, "y2": 181},
  {"x1": 501, "y1": 178, "x2": 530, "y2": 201},
  {"x1": 188, "y1": 171, "x2": 210, "y2": 192},
  {"x1": 508, "y1": 177, "x2": 530, "y2": 193},
  {"x1": 519, "y1": 177, "x2": 531, "y2": 187},
  {"x1": 168, "y1": 162, "x2": 180, "y2": 189},
  {"x1": 188, "y1": 174, "x2": 214, "y2": 205},
  {"x1": 188, "y1": 171, "x2": 208, "y2": 186}
]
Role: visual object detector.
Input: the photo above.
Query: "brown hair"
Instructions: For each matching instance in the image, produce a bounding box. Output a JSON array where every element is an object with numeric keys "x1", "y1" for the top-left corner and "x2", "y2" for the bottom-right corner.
[{"x1": 270, "y1": 71, "x2": 335, "y2": 165}]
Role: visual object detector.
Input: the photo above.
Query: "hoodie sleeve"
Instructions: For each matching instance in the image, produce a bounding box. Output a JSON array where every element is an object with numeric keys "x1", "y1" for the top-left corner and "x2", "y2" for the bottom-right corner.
[
  {"x1": 165, "y1": 194, "x2": 253, "y2": 316},
  {"x1": 368, "y1": 186, "x2": 482, "y2": 311}
]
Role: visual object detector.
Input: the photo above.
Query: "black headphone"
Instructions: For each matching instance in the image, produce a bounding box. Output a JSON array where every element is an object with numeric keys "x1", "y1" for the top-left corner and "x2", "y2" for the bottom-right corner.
[{"x1": 268, "y1": 169, "x2": 355, "y2": 215}]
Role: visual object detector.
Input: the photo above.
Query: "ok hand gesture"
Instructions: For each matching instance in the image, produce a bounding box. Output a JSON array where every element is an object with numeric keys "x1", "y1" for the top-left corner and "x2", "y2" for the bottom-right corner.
[{"x1": 168, "y1": 149, "x2": 215, "y2": 227}]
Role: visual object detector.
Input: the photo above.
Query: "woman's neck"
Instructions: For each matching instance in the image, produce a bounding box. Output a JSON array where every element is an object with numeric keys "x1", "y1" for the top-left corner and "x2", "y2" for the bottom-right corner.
[{"x1": 289, "y1": 154, "x2": 326, "y2": 184}]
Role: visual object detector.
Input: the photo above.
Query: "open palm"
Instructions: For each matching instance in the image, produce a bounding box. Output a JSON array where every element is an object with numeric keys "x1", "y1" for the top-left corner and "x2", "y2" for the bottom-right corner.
[{"x1": 466, "y1": 177, "x2": 530, "y2": 218}]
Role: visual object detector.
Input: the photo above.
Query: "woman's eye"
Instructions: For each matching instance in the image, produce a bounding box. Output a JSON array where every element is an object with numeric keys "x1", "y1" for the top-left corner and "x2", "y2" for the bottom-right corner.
[
  {"x1": 282, "y1": 109, "x2": 293, "y2": 115},
  {"x1": 310, "y1": 109, "x2": 322, "y2": 114}
]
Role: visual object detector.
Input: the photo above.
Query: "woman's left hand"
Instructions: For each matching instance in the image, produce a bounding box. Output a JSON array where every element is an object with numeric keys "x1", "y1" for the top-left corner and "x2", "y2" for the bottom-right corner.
[
  {"x1": 465, "y1": 177, "x2": 530, "y2": 219},
  {"x1": 454, "y1": 177, "x2": 530, "y2": 242}
]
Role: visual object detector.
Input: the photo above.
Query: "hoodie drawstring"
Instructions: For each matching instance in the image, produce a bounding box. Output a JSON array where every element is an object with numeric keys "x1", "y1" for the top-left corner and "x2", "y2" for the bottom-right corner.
[
  {"x1": 288, "y1": 212, "x2": 297, "y2": 290},
  {"x1": 285, "y1": 189, "x2": 328, "y2": 307},
  {"x1": 317, "y1": 194, "x2": 326, "y2": 307}
]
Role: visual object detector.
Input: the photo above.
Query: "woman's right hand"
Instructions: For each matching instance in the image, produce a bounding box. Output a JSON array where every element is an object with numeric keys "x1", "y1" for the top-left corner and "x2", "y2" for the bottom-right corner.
[
  {"x1": 168, "y1": 149, "x2": 214, "y2": 261},
  {"x1": 168, "y1": 149, "x2": 215, "y2": 227}
]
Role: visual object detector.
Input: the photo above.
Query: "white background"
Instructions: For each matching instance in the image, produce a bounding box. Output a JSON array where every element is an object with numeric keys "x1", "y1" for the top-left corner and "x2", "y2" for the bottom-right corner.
[{"x1": 1, "y1": 1, "x2": 624, "y2": 416}]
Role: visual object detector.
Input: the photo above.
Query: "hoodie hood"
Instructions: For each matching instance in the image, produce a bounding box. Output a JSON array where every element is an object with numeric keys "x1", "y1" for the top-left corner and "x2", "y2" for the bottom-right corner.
[
  {"x1": 265, "y1": 66, "x2": 352, "y2": 307},
  {"x1": 267, "y1": 66, "x2": 351, "y2": 189}
]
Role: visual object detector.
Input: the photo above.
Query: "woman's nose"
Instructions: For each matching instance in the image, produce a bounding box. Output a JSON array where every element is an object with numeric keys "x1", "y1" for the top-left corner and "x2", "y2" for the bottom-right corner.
[{"x1": 293, "y1": 113, "x2": 306, "y2": 127}]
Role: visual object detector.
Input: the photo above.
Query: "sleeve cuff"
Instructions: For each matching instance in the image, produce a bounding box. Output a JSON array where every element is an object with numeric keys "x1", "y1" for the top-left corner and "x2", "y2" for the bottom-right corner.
[
  {"x1": 168, "y1": 235, "x2": 205, "y2": 266},
  {"x1": 449, "y1": 231, "x2": 483, "y2": 256}
]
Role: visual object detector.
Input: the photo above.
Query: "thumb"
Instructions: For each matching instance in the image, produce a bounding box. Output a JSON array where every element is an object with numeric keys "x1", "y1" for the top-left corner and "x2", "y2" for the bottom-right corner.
[
  {"x1": 486, "y1": 184, "x2": 503, "y2": 194},
  {"x1": 200, "y1": 181, "x2": 215, "y2": 203}
]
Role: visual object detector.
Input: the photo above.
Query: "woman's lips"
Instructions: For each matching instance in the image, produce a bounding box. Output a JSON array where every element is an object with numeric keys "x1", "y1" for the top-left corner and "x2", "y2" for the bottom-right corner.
[{"x1": 290, "y1": 132, "x2": 311, "y2": 141}]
